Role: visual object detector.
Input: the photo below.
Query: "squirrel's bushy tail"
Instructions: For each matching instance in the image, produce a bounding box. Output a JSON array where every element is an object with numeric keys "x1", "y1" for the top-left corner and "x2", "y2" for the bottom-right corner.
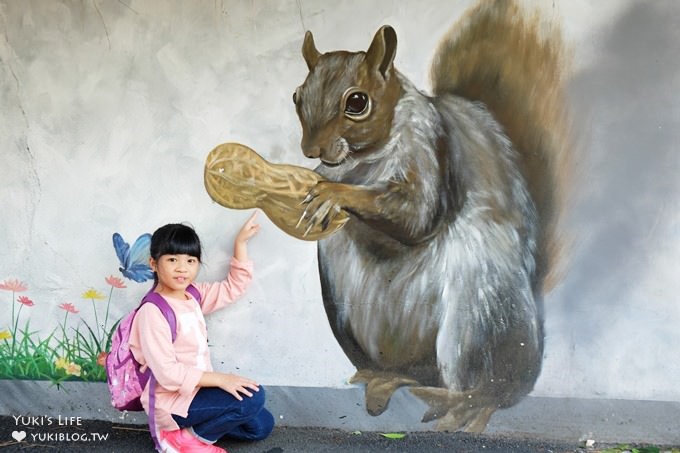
[{"x1": 430, "y1": 0, "x2": 572, "y2": 291}]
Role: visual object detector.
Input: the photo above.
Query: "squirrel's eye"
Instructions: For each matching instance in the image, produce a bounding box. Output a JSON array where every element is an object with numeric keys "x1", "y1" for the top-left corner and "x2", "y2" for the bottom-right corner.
[
  {"x1": 342, "y1": 88, "x2": 371, "y2": 120},
  {"x1": 346, "y1": 93, "x2": 368, "y2": 114},
  {"x1": 293, "y1": 87, "x2": 300, "y2": 105}
]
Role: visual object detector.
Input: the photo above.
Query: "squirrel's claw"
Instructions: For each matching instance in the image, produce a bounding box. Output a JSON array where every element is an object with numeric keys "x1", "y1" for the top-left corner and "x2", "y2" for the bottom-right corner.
[
  {"x1": 297, "y1": 182, "x2": 344, "y2": 236},
  {"x1": 298, "y1": 199, "x2": 339, "y2": 236},
  {"x1": 301, "y1": 192, "x2": 315, "y2": 205}
]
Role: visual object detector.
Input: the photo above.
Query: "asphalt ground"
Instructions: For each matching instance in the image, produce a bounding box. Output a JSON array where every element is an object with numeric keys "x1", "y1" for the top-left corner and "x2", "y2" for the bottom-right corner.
[{"x1": 0, "y1": 415, "x2": 585, "y2": 452}]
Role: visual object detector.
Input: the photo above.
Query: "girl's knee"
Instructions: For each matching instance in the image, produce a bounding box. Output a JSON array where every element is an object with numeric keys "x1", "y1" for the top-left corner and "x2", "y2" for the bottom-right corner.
[
  {"x1": 257, "y1": 409, "x2": 274, "y2": 440},
  {"x1": 251, "y1": 408, "x2": 275, "y2": 440},
  {"x1": 242, "y1": 385, "x2": 266, "y2": 416}
]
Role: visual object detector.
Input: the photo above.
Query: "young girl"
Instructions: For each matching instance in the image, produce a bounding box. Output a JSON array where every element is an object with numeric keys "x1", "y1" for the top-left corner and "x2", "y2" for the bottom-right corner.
[{"x1": 129, "y1": 212, "x2": 274, "y2": 453}]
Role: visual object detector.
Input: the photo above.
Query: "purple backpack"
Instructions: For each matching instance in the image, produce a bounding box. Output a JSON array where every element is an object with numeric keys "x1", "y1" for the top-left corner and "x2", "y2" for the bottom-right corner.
[{"x1": 105, "y1": 285, "x2": 201, "y2": 448}]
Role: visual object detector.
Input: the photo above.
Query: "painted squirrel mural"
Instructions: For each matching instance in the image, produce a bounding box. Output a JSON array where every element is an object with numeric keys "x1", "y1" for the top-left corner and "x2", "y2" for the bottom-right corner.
[{"x1": 205, "y1": 0, "x2": 571, "y2": 432}]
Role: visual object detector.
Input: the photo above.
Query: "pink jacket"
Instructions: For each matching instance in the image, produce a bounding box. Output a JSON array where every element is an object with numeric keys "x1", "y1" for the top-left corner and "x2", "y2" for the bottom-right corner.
[{"x1": 129, "y1": 257, "x2": 253, "y2": 432}]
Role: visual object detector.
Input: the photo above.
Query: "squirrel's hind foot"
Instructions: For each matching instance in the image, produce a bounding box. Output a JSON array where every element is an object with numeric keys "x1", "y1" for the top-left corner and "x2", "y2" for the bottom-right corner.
[
  {"x1": 410, "y1": 386, "x2": 497, "y2": 433},
  {"x1": 350, "y1": 369, "x2": 419, "y2": 416}
]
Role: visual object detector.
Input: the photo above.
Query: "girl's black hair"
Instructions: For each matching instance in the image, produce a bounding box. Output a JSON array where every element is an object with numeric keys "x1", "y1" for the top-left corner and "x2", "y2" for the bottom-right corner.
[{"x1": 149, "y1": 223, "x2": 202, "y2": 262}]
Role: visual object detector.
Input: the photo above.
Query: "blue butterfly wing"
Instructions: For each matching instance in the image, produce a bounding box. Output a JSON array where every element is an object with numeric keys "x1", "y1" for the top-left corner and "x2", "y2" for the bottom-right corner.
[
  {"x1": 112, "y1": 233, "x2": 131, "y2": 269},
  {"x1": 113, "y1": 232, "x2": 153, "y2": 282},
  {"x1": 122, "y1": 263, "x2": 154, "y2": 283},
  {"x1": 128, "y1": 233, "x2": 151, "y2": 267}
]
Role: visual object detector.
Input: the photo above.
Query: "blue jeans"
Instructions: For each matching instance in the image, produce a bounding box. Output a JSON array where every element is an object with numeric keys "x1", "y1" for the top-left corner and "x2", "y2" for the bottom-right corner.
[{"x1": 172, "y1": 386, "x2": 274, "y2": 443}]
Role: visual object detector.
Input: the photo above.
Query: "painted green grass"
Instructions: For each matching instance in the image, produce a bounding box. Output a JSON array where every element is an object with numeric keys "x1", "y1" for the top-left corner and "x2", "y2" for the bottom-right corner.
[
  {"x1": 0, "y1": 322, "x2": 58, "y2": 380},
  {"x1": 0, "y1": 314, "x2": 118, "y2": 383},
  {"x1": 0, "y1": 276, "x2": 129, "y2": 384}
]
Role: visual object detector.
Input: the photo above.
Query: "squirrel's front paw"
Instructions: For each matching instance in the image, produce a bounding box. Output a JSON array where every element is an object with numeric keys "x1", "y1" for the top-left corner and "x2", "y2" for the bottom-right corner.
[{"x1": 297, "y1": 182, "x2": 344, "y2": 237}]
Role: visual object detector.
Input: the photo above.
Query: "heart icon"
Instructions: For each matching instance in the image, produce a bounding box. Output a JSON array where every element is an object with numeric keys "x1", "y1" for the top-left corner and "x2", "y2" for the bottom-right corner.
[{"x1": 12, "y1": 430, "x2": 26, "y2": 442}]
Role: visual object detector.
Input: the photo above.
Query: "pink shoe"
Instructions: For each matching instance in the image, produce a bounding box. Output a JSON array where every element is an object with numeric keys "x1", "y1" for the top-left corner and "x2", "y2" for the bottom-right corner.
[{"x1": 159, "y1": 428, "x2": 227, "y2": 453}]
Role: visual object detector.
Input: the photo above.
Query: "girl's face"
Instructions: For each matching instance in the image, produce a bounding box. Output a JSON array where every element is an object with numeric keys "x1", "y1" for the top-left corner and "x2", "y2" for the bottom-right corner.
[{"x1": 150, "y1": 254, "x2": 200, "y2": 297}]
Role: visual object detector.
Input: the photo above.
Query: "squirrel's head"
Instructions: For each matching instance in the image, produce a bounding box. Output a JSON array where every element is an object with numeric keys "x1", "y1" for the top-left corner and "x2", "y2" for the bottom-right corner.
[{"x1": 293, "y1": 26, "x2": 402, "y2": 166}]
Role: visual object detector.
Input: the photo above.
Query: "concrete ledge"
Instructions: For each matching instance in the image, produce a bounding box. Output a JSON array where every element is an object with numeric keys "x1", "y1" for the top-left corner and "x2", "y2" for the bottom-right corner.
[{"x1": 1, "y1": 380, "x2": 678, "y2": 445}]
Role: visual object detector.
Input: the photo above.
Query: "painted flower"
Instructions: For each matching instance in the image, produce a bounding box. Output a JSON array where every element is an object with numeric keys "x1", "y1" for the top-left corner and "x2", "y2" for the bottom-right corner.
[
  {"x1": 97, "y1": 352, "x2": 108, "y2": 367},
  {"x1": 17, "y1": 296, "x2": 34, "y2": 307},
  {"x1": 54, "y1": 357, "x2": 81, "y2": 376},
  {"x1": 105, "y1": 275, "x2": 127, "y2": 289},
  {"x1": 65, "y1": 362, "x2": 82, "y2": 377},
  {"x1": 0, "y1": 279, "x2": 28, "y2": 292},
  {"x1": 0, "y1": 330, "x2": 11, "y2": 340},
  {"x1": 54, "y1": 357, "x2": 69, "y2": 370},
  {"x1": 81, "y1": 289, "x2": 106, "y2": 300},
  {"x1": 58, "y1": 302, "x2": 79, "y2": 314}
]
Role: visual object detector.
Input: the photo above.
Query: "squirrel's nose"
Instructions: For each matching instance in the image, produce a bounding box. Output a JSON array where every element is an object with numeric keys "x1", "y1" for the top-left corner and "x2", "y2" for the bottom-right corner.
[{"x1": 303, "y1": 144, "x2": 321, "y2": 159}]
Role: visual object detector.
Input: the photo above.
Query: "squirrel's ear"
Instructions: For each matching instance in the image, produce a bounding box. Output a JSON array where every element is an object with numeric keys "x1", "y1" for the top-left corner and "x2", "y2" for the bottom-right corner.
[
  {"x1": 365, "y1": 25, "x2": 397, "y2": 79},
  {"x1": 302, "y1": 31, "x2": 321, "y2": 70}
]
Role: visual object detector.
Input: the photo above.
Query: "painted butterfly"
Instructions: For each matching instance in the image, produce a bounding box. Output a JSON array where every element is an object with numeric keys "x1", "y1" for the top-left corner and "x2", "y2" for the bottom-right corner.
[{"x1": 112, "y1": 233, "x2": 154, "y2": 282}]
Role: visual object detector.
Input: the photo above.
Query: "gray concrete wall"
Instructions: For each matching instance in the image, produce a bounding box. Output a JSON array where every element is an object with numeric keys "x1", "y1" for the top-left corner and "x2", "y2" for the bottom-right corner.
[{"x1": 1, "y1": 0, "x2": 679, "y2": 443}]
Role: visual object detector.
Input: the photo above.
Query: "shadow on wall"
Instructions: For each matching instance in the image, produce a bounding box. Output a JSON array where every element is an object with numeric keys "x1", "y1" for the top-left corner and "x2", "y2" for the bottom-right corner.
[{"x1": 559, "y1": 2, "x2": 679, "y2": 311}]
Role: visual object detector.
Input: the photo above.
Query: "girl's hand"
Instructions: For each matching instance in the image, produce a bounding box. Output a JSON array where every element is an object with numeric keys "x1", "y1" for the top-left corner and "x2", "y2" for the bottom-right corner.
[
  {"x1": 236, "y1": 210, "x2": 260, "y2": 243},
  {"x1": 234, "y1": 211, "x2": 260, "y2": 261},
  {"x1": 218, "y1": 373, "x2": 260, "y2": 401},
  {"x1": 200, "y1": 372, "x2": 260, "y2": 401}
]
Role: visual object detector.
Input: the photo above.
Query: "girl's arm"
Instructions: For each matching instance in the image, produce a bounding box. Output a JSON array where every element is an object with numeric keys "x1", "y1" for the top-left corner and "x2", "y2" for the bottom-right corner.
[
  {"x1": 132, "y1": 304, "x2": 203, "y2": 394},
  {"x1": 199, "y1": 371, "x2": 260, "y2": 401},
  {"x1": 196, "y1": 211, "x2": 260, "y2": 313},
  {"x1": 233, "y1": 210, "x2": 260, "y2": 262},
  {"x1": 133, "y1": 305, "x2": 259, "y2": 401},
  {"x1": 195, "y1": 213, "x2": 262, "y2": 399}
]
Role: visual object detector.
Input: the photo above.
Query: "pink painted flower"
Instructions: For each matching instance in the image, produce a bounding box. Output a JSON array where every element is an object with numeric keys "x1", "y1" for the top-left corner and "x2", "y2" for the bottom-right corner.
[
  {"x1": 17, "y1": 296, "x2": 34, "y2": 307},
  {"x1": 105, "y1": 275, "x2": 127, "y2": 289},
  {"x1": 58, "y1": 303, "x2": 79, "y2": 314},
  {"x1": 0, "y1": 279, "x2": 28, "y2": 292}
]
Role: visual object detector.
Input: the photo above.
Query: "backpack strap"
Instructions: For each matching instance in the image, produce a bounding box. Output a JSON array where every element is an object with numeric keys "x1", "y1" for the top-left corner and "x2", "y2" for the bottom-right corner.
[
  {"x1": 141, "y1": 293, "x2": 178, "y2": 342},
  {"x1": 140, "y1": 284, "x2": 201, "y2": 341},
  {"x1": 186, "y1": 283, "x2": 202, "y2": 305},
  {"x1": 148, "y1": 374, "x2": 161, "y2": 451}
]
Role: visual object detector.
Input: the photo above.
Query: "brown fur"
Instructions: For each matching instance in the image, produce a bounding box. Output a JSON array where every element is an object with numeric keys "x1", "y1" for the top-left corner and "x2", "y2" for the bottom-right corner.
[{"x1": 430, "y1": 0, "x2": 573, "y2": 289}]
